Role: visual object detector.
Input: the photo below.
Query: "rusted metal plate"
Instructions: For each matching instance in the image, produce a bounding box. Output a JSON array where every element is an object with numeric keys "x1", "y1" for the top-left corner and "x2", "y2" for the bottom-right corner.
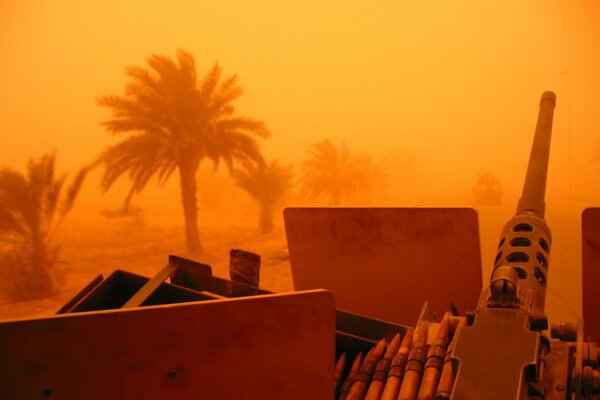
[
  {"x1": 0, "y1": 290, "x2": 335, "y2": 399},
  {"x1": 284, "y1": 207, "x2": 482, "y2": 325},
  {"x1": 582, "y1": 207, "x2": 600, "y2": 340}
]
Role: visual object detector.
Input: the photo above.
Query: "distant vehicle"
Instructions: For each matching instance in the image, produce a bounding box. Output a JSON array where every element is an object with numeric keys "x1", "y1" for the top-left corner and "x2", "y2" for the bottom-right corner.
[{"x1": 472, "y1": 172, "x2": 502, "y2": 205}]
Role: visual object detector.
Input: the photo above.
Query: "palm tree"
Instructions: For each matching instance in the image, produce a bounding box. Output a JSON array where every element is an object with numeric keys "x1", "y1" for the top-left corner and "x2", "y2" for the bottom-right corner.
[
  {"x1": 232, "y1": 160, "x2": 294, "y2": 234},
  {"x1": 300, "y1": 140, "x2": 361, "y2": 206},
  {"x1": 300, "y1": 140, "x2": 387, "y2": 205},
  {"x1": 0, "y1": 153, "x2": 87, "y2": 300},
  {"x1": 96, "y1": 49, "x2": 269, "y2": 254}
]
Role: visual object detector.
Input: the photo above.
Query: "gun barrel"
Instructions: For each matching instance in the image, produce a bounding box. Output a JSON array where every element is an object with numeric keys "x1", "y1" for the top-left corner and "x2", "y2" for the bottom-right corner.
[
  {"x1": 516, "y1": 91, "x2": 556, "y2": 218},
  {"x1": 490, "y1": 92, "x2": 556, "y2": 317}
]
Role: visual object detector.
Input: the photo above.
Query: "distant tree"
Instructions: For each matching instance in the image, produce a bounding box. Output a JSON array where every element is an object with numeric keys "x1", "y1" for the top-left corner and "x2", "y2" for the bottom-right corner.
[
  {"x1": 352, "y1": 153, "x2": 388, "y2": 203},
  {"x1": 300, "y1": 140, "x2": 386, "y2": 205},
  {"x1": 96, "y1": 49, "x2": 269, "y2": 254},
  {"x1": 0, "y1": 153, "x2": 87, "y2": 300},
  {"x1": 300, "y1": 140, "x2": 357, "y2": 206},
  {"x1": 232, "y1": 160, "x2": 294, "y2": 234}
]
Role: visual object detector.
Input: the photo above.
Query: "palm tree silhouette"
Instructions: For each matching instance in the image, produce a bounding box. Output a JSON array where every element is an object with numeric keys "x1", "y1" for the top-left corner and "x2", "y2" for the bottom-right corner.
[
  {"x1": 232, "y1": 160, "x2": 294, "y2": 234},
  {"x1": 300, "y1": 140, "x2": 387, "y2": 206},
  {"x1": 96, "y1": 50, "x2": 269, "y2": 254},
  {"x1": 300, "y1": 140, "x2": 359, "y2": 206},
  {"x1": 0, "y1": 153, "x2": 87, "y2": 300}
]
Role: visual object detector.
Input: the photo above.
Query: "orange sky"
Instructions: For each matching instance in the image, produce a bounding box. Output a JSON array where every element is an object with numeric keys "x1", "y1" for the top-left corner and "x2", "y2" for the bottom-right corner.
[{"x1": 0, "y1": 1, "x2": 599, "y2": 201}]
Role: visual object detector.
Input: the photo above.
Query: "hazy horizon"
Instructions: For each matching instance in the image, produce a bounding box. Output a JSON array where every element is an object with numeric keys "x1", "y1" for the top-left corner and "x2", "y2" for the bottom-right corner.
[{"x1": 2, "y1": 2, "x2": 599, "y2": 198}]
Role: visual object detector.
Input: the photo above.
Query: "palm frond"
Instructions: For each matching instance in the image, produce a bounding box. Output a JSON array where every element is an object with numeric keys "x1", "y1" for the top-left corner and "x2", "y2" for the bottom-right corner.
[
  {"x1": 126, "y1": 66, "x2": 163, "y2": 97},
  {"x1": 176, "y1": 49, "x2": 197, "y2": 89},
  {"x1": 300, "y1": 140, "x2": 366, "y2": 204},
  {"x1": 97, "y1": 133, "x2": 176, "y2": 193},
  {"x1": 198, "y1": 63, "x2": 222, "y2": 100},
  {"x1": 208, "y1": 74, "x2": 243, "y2": 116},
  {"x1": 0, "y1": 153, "x2": 84, "y2": 299},
  {"x1": 214, "y1": 130, "x2": 265, "y2": 171},
  {"x1": 25, "y1": 153, "x2": 58, "y2": 234},
  {"x1": 146, "y1": 53, "x2": 181, "y2": 88},
  {"x1": 59, "y1": 165, "x2": 89, "y2": 218},
  {"x1": 98, "y1": 96, "x2": 171, "y2": 135},
  {"x1": 43, "y1": 172, "x2": 66, "y2": 232},
  {"x1": 0, "y1": 169, "x2": 29, "y2": 236},
  {"x1": 232, "y1": 160, "x2": 295, "y2": 207},
  {"x1": 217, "y1": 117, "x2": 270, "y2": 139}
]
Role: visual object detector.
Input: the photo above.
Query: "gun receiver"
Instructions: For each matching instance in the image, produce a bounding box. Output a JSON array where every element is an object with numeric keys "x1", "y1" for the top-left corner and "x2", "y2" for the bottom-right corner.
[{"x1": 451, "y1": 92, "x2": 557, "y2": 399}]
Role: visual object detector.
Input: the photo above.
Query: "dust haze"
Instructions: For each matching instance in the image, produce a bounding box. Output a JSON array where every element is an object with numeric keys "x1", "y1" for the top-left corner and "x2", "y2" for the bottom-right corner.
[{"x1": 1, "y1": 1, "x2": 599, "y2": 322}]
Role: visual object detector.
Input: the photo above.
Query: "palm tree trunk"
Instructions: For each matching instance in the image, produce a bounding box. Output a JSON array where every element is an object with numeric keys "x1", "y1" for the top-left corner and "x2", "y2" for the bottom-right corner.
[
  {"x1": 178, "y1": 161, "x2": 202, "y2": 255},
  {"x1": 29, "y1": 232, "x2": 55, "y2": 298},
  {"x1": 258, "y1": 202, "x2": 273, "y2": 234}
]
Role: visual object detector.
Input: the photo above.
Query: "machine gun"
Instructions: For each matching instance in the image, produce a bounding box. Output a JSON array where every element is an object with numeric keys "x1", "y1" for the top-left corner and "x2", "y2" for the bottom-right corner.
[
  {"x1": 450, "y1": 91, "x2": 599, "y2": 399},
  {"x1": 332, "y1": 92, "x2": 599, "y2": 400}
]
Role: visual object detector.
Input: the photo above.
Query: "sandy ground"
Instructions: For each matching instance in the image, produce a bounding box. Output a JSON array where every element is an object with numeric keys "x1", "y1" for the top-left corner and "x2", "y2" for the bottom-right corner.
[{"x1": 0, "y1": 210, "x2": 293, "y2": 322}]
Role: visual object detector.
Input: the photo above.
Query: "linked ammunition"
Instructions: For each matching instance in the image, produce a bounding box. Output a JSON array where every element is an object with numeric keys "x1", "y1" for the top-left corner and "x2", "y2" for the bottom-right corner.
[
  {"x1": 338, "y1": 351, "x2": 365, "y2": 400},
  {"x1": 346, "y1": 339, "x2": 387, "y2": 400},
  {"x1": 398, "y1": 322, "x2": 429, "y2": 400},
  {"x1": 417, "y1": 314, "x2": 450, "y2": 400},
  {"x1": 335, "y1": 353, "x2": 347, "y2": 396},
  {"x1": 364, "y1": 333, "x2": 401, "y2": 400},
  {"x1": 435, "y1": 317, "x2": 467, "y2": 399},
  {"x1": 334, "y1": 320, "x2": 459, "y2": 400},
  {"x1": 381, "y1": 327, "x2": 415, "y2": 400}
]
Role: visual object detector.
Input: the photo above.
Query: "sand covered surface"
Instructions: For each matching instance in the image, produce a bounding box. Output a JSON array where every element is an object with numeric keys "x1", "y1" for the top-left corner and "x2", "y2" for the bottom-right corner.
[{"x1": 0, "y1": 210, "x2": 293, "y2": 322}]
